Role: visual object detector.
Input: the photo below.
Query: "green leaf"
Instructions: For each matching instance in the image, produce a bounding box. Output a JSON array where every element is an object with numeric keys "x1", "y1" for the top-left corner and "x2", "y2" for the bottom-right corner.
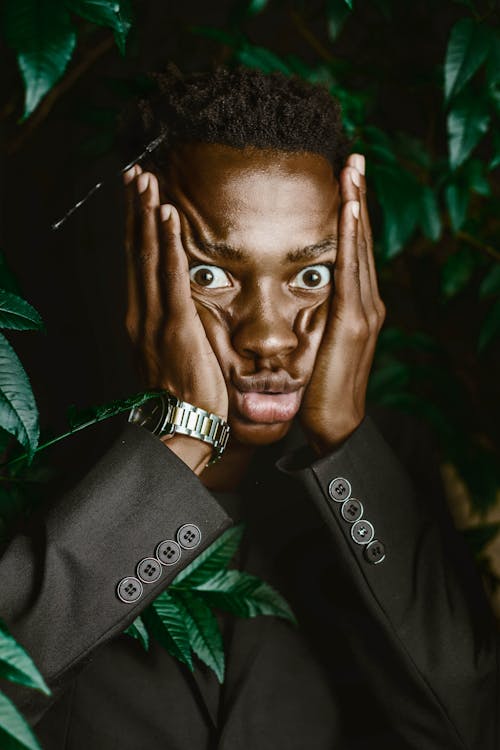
[
  {"x1": 68, "y1": 389, "x2": 165, "y2": 430},
  {"x1": 462, "y1": 522, "x2": 500, "y2": 556},
  {"x1": 194, "y1": 570, "x2": 297, "y2": 625},
  {"x1": 0, "y1": 690, "x2": 42, "y2": 750},
  {"x1": 0, "y1": 291, "x2": 43, "y2": 332},
  {"x1": 3, "y1": 0, "x2": 76, "y2": 120},
  {"x1": 367, "y1": 362, "x2": 412, "y2": 401},
  {"x1": 143, "y1": 593, "x2": 193, "y2": 670},
  {"x1": 172, "y1": 525, "x2": 244, "y2": 587},
  {"x1": 0, "y1": 333, "x2": 39, "y2": 460},
  {"x1": 479, "y1": 265, "x2": 500, "y2": 298},
  {"x1": 418, "y1": 186, "x2": 441, "y2": 241},
  {"x1": 370, "y1": 164, "x2": 421, "y2": 258},
  {"x1": 464, "y1": 158, "x2": 491, "y2": 196},
  {"x1": 441, "y1": 247, "x2": 478, "y2": 298},
  {"x1": 343, "y1": 0, "x2": 353, "y2": 8},
  {"x1": 0, "y1": 621, "x2": 49, "y2": 696},
  {"x1": 123, "y1": 616, "x2": 149, "y2": 651},
  {"x1": 445, "y1": 182, "x2": 469, "y2": 232},
  {"x1": 171, "y1": 591, "x2": 225, "y2": 683},
  {"x1": 444, "y1": 18, "x2": 491, "y2": 103},
  {"x1": 326, "y1": 0, "x2": 350, "y2": 39},
  {"x1": 447, "y1": 92, "x2": 490, "y2": 169},
  {"x1": 0, "y1": 253, "x2": 22, "y2": 296},
  {"x1": 478, "y1": 298, "x2": 500, "y2": 351},
  {"x1": 235, "y1": 44, "x2": 293, "y2": 75},
  {"x1": 66, "y1": 0, "x2": 133, "y2": 55},
  {"x1": 246, "y1": 0, "x2": 269, "y2": 15}
]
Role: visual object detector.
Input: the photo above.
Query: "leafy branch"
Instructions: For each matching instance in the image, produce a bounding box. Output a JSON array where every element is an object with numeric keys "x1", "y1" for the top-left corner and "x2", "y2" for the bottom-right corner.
[{"x1": 125, "y1": 525, "x2": 296, "y2": 683}]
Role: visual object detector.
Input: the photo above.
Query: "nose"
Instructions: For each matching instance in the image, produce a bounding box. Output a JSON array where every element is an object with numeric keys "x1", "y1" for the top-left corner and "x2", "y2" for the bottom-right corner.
[{"x1": 230, "y1": 284, "x2": 299, "y2": 362}]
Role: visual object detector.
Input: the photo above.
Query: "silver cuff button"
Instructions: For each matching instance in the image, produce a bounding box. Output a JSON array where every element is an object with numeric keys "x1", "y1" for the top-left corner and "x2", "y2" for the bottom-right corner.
[
  {"x1": 155, "y1": 540, "x2": 182, "y2": 566},
  {"x1": 136, "y1": 557, "x2": 163, "y2": 583},
  {"x1": 177, "y1": 523, "x2": 201, "y2": 549},
  {"x1": 328, "y1": 477, "x2": 352, "y2": 503},
  {"x1": 351, "y1": 519, "x2": 375, "y2": 545},
  {"x1": 117, "y1": 576, "x2": 143, "y2": 603}
]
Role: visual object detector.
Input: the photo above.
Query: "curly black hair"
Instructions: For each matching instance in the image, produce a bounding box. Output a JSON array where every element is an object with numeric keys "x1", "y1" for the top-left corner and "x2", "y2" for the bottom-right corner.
[{"x1": 122, "y1": 65, "x2": 351, "y2": 176}]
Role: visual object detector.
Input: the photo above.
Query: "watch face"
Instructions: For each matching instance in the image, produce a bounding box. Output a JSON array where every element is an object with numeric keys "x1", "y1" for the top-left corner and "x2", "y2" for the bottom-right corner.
[{"x1": 129, "y1": 396, "x2": 169, "y2": 434}]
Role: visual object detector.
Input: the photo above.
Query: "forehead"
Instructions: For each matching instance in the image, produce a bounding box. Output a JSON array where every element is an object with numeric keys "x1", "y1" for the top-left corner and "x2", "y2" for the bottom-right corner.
[{"x1": 163, "y1": 143, "x2": 340, "y2": 252}]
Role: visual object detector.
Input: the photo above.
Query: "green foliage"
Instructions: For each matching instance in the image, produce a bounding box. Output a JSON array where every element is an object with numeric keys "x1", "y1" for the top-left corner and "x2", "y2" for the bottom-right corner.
[
  {"x1": 126, "y1": 525, "x2": 296, "y2": 683},
  {"x1": 0, "y1": 291, "x2": 44, "y2": 333},
  {"x1": 2, "y1": 0, "x2": 133, "y2": 119},
  {"x1": 0, "y1": 334, "x2": 39, "y2": 461},
  {"x1": 0, "y1": 621, "x2": 49, "y2": 695},
  {"x1": 123, "y1": 615, "x2": 149, "y2": 651},
  {"x1": 444, "y1": 18, "x2": 492, "y2": 103},
  {"x1": 0, "y1": 691, "x2": 42, "y2": 750},
  {"x1": 0, "y1": 620, "x2": 50, "y2": 750}
]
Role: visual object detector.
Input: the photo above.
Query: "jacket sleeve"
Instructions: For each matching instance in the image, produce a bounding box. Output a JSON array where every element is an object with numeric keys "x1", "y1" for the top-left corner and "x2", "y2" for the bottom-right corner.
[
  {"x1": 277, "y1": 415, "x2": 499, "y2": 750},
  {"x1": 1, "y1": 421, "x2": 231, "y2": 723}
]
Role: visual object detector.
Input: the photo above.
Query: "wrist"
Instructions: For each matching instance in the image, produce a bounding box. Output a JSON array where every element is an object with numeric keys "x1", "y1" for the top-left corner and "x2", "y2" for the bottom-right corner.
[{"x1": 161, "y1": 433, "x2": 213, "y2": 475}]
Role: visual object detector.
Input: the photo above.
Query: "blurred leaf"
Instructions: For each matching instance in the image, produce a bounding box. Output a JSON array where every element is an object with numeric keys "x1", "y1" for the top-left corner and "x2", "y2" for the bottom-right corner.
[
  {"x1": 447, "y1": 92, "x2": 490, "y2": 169},
  {"x1": 172, "y1": 525, "x2": 244, "y2": 587},
  {"x1": 0, "y1": 253, "x2": 22, "y2": 297},
  {"x1": 445, "y1": 181, "x2": 469, "y2": 232},
  {"x1": 478, "y1": 299, "x2": 500, "y2": 351},
  {"x1": 444, "y1": 18, "x2": 491, "y2": 103},
  {"x1": 0, "y1": 333, "x2": 39, "y2": 460},
  {"x1": 124, "y1": 616, "x2": 149, "y2": 651},
  {"x1": 143, "y1": 593, "x2": 193, "y2": 670},
  {"x1": 479, "y1": 265, "x2": 500, "y2": 298},
  {"x1": 343, "y1": 0, "x2": 353, "y2": 8},
  {"x1": 462, "y1": 523, "x2": 500, "y2": 556},
  {"x1": 375, "y1": 327, "x2": 439, "y2": 354},
  {"x1": 441, "y1": 247, "x2": 478, "y2": 298},
  {"x1": 418, "y1": 186, "x2": 442, "y2": 241},
  {"x1": 464, "y1": 158, "x2": 491, "y2": 196},
  {"x1": 371, "y1": 164, "x2": 421, "y2": 258},
  {"x1": 171, "y1": 591, "x2": 225, "y2": 683},
  {"x1": 0, "y1": 291, "x2": 43, "y2": 332},
  {"x1": 235, "y1": 43, "x2": 293, "y2": 75},
  {"x1": 0, "y1": 620, "x2": 50, "y2": 695},
  {"x1": 362, "y1": 126, "x2": 398, "y2": 164},
  {"x1": 367, "y1": 362, "x2": 412, "y2": 400},
  {"x1": 3, "y1": 0, "x2": 76, "y2": 120},
  {"x1": 66, "y1": 0, "x2": 133, "y2": 55},
  {"x1": 194, "y1": 570, "x2": 297, "y2": 625},
  {"x1": 0, "y1": 690, "x2": 42, "y2": 750},
  {"x1": 247, "y1": 0, "x2": 269, "y2": 14},
  {"x1": 485, "y1": 29, "x2": 500, "y2": 86},
  {"x1": 326, "y1": 0, "x2": 350, "y2": 39},
  {"x1": 490, "y1": 130, "x2": 500, "y2": 170}
]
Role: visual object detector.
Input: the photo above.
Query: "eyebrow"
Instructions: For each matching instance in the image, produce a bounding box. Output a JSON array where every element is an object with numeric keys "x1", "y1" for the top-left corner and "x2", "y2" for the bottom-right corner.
[{"x1": 192, "y1": 235, "x2": 338, "y2": 263}]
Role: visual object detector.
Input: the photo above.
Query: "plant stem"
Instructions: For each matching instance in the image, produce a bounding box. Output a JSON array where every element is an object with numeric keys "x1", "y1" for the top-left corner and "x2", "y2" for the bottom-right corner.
[{"x1": 457, "y1": 232, "x2": 500, "y2": 262}]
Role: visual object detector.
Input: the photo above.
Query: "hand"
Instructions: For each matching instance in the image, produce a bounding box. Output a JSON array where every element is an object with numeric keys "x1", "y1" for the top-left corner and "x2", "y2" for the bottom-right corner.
[
  {"x1": 299, "y1": 154, "x2": 385, "y2": 456},
  {"x1": 124, "y1": 166, "x2": 229, "y2": 471}
]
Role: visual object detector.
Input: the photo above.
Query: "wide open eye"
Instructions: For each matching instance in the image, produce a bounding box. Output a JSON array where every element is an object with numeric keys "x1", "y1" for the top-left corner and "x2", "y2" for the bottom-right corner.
[
  {"x1": 189, "y1": 264, "x2": 231, "y2": 289},
  {"x1": 290, "y1": 264, "x2": 332, "y2": 290}
]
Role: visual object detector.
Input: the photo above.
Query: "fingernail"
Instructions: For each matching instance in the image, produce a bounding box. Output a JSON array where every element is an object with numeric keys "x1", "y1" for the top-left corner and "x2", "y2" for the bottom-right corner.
[
  {"x1": 123, "y1": 167, "x2": 136, "y2": 185},
  {"x1": 352, "y1": 154, "x2": 365, "y2": 175},
  {"x1": 351, "y1": 201, "x2": 360, "y2": 219},
  {"x1": 160, "y1": 204, "x2": 172, "y2": 222},
  {"x1": 351, "y1": 168, "x2": 361, "y2": 188},
  {"x1": 137, "y1": 173, "x2": 149, "y2": 194}
]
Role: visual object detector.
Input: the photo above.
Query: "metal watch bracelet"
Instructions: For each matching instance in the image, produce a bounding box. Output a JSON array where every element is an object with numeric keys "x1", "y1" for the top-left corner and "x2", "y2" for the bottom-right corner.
[{"x1": 128, "y1": 393, "x2": 230, "y2": 465}]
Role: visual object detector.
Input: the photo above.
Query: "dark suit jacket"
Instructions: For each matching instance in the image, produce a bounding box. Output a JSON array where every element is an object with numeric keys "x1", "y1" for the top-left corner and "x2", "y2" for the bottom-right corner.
[{"x1": 2, "y1": 411, "x2": 498, "y2": 749}]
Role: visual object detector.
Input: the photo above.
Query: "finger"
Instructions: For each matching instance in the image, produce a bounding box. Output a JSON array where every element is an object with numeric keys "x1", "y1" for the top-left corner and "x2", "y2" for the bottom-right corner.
[
  {"x1": 347, "y1": 155, "x2": 384, "y2": 314},
  {"x1": 137, "y1": 172, "x2": 162, "y2": 324},
  {"x1": 332, "y1": 166, "x2": 364, "y2": 330},
  {"x1": 124, "y1": 165, "x2": 141, "y2": 339},
  {"x1": 159, "y1": 204, "x2": 196, "y2": 319}
]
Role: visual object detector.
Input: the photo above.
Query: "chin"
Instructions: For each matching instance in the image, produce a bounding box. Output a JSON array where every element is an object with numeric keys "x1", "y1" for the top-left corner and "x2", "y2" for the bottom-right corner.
[{"x1": 228, "y1": 413, "x2": 294, "y2": 446}]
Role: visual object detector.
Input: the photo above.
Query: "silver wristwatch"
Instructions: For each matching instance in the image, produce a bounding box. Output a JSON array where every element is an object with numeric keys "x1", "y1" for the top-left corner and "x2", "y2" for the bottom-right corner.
[{"x1": 128, "y1": 393, "x2": 230, "y2": 464}]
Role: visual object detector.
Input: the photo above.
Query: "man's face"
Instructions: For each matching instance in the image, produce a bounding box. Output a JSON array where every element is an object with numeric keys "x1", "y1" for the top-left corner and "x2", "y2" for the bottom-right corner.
[{"x1": 164, "y1": 143, "x2": 340, "y2": 446}]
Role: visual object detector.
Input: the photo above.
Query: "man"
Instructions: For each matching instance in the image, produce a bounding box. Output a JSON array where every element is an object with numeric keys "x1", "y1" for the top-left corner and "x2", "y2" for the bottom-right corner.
[{"x1": 3, "y1": 67, "x2": 498, "y2": 748}]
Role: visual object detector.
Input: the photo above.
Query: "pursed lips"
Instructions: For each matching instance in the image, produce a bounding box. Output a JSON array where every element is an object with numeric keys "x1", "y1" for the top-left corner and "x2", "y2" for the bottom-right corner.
[{"x1": 231, "y1": 370, "x2": 304, "y2": 423}]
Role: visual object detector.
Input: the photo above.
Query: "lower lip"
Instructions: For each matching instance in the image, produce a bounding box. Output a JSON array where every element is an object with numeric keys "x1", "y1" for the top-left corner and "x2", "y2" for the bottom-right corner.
[{"x1": 234, "y1": 389, "x2": 302, "y2": 424}]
